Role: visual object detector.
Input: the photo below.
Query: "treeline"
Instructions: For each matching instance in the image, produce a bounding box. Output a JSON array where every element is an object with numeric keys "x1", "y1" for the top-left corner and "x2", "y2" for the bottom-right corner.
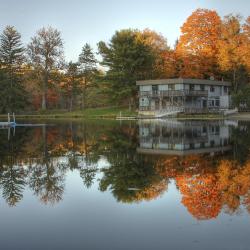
[{"x1": 0, "y1": 8, "x2": 250, "y2": 113}]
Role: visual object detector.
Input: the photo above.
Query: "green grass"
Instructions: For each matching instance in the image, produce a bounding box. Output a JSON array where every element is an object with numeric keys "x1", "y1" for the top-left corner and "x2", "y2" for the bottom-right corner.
[{"x1": 0, "y1": 106, "x2": 137, "y2": 119}]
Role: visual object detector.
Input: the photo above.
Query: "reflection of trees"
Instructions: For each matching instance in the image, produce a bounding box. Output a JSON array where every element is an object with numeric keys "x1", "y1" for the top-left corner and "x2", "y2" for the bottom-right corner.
[
  {"x1": 28, "y1": 125, "x2": 65, "y2": 205},
  {"x1": 1, "y1": 119, "x2": 250, "y2": 220},
  {"x1": 231, "y1": 121, "x2": 250, "y2": 163},
  {"x1": 28, "y1": 160, "x2": 65, "y2": 205},
  {"x1": 0, "y1": 128, "x2": 29, "y2": 206},
  {"x1": 217, "y1": 160, "x2": 250, "y2": 214},
  {"x1": 155, "y1": 154, "x2": 250, "y2": 219},
  {"x1": 0, "y1": 163, "x2": 26, "y2": 206},
  {"x1": 80, "y1": 166, "x2": 98, "y2": 188},
  {"x1": 176, "y1": 174, "x2": 222, "y2": 220},
  {"x1": 97, "y1": 124, "x2": 167, "y2": 203}
]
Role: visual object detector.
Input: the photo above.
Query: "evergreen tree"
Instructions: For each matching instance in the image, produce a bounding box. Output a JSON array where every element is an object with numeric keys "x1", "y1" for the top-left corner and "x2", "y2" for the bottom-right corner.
[
  {"x1": 97, "y1": 29, "x2": 155, "y2": 108},
  {"x1": 78, "y1": 43, "x2": 97, "y2": 109},
  {"x1": 0, "y1": 26, "x2": 28, "y2": 113}
]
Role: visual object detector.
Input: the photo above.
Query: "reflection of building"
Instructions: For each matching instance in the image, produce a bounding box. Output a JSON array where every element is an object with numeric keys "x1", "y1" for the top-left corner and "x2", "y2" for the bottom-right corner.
[
  {"x1": 137, "y1": 120, "x2": 234, "y2": 155},
  {"x1": 136, "y1": 78, "x2": 231, "y2": 117}
]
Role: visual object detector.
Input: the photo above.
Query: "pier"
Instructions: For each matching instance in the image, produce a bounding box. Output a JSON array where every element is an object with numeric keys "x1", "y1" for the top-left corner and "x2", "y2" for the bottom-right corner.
[{"x1": 0, "y1": 113, "x2": 16, "y2": 128}]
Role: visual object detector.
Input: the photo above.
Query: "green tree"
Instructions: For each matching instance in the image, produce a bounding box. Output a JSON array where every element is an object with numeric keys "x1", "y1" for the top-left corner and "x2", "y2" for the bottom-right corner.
[
  {"x1": 64, "y1": 61, "x2": 81, "y2": 111},
  {"x1": 78, "y1": 43, "x2": 97, "y2": 109},
  {"x1": 97, "y1": 29, "x2": 155, "y2": 109},
  {"x1": 27, "y1": 26, "x2": 64, "y2": 110},
  {"x1": 0, "y1": 26, "x2": 28, "y2": 113}
]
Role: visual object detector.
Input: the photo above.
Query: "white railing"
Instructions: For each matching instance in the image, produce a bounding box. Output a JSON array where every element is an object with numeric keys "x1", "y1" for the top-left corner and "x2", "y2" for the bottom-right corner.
[{"x1": 155, "y1": 106, "x2": 184, "y2": 117}]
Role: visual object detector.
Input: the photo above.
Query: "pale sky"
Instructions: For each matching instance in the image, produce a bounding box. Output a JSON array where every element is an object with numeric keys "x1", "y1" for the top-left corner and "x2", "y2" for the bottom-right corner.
[{"x1": 0, "y1": 0, "x2": 249, "y2": 62}]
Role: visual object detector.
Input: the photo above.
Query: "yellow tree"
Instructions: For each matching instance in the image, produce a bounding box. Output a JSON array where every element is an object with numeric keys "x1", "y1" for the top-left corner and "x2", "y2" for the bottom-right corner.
[
  {"x1": 176, "y1": 8, "x2": 221, "y2": 78},
  {"x1": 242, "y1": 16, "x2": 250, "y2": 72},
  {"x1": 217, "y1": 15, "x2": 247, "y2": 92},
  {"x1": 137, "y1": 29, "x2": 176, "y2": 78}
]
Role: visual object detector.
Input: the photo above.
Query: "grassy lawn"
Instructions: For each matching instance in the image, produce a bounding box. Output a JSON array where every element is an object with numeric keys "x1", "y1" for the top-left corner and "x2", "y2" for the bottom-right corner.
[{"x1": 0, "y1": 107, "x2": 137, "y2": 119}]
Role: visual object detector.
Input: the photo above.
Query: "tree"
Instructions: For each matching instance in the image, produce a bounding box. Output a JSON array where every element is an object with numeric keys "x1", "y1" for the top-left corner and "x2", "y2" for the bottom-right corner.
[
  {"x1": 78, "y1": 43, "x2": 97, "y2": 109},
  {"x1": 176, "y1": 8, "x2": 221, "y2": 78},
  {"x1": 0, "y1": 26, "x2": 28, "y2": 112},
  {"x1": 60, "y1": 62, "x2": 81, "y2": 111},
  {"x1": 217, "y1": 15, "x2": 247, "y2": 92},
  {"x1": 138, "y1": 29, "x2": 175, "y2": 78},
  {"x1": 27, "y1": 27, "x2": 64, "y2": 110},
  {"x1": 98, "y1": 29, "x2": 156, "y2": 107},
  {"x1": 242, "y1": 16, "x2": 250, "y2": 72}
]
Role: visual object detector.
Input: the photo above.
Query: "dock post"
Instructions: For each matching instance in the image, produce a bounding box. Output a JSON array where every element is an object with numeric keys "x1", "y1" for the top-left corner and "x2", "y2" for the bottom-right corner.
[
  {"x1": 8, "y1": 113, "x2": 10, "y2": 124},
  {"x1": 13, "y1": 113, "x2": 16, "y2": 124}
]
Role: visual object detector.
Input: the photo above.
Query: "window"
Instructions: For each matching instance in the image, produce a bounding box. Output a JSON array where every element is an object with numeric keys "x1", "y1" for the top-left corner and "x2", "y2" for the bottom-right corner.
[
  {"x1": 210, "y1": 86, "x2": 215, "y2": 92},
  {"x1": 224, "y1": 86, "x2": 228, "y2": 93},
  {"x1": 169, "y1": 84, "x2": 175, "y2": 90},
  {"x1": 189, "y1": 84, "x2": 195, "y2": 91},
  {"x1": 215, "y1": 99, "x2": 220, "y2": 107},
  {"x1": 152, "y1": 85, "x2": 158, "y2": 91},
  {"x1": 200, "y1": 85, "x2": 205, "y2": 91},
  {"x1": 202, "y1": 126, "x2": 207, "y2": 133}
]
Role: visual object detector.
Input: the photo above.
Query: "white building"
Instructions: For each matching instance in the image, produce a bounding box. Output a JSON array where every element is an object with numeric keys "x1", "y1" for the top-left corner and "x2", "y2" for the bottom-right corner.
[{"x1": 136, "y1": 78, "x2": 231, "y2": 116}]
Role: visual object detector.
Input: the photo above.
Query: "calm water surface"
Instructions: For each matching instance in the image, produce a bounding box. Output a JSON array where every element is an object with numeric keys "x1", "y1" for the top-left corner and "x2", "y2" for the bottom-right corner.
[{"x1": 0, "y1": 119, "x2": 250, "y2": 250}]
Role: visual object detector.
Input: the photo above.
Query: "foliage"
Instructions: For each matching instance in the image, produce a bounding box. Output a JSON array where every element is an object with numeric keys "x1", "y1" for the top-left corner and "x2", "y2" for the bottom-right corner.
[
  {"x1": 176, "y1": 8, "x2": 221, "y2": 78},
  {"x1": 0, "y1": 26, "x2": 28, "y2": 112},
  {"x1": 217, "y1": 15, "x2": 249, "y2": 91},
  {"x1": 27, "y1": 26, "x2": 64, "y2": 110},
  {"x1": 97, "y1": 29, "x2": 156, "y2": 106}
]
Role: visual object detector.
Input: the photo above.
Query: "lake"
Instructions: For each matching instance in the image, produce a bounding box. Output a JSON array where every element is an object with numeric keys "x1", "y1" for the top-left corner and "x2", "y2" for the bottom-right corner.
[{"x1": 0, "y1": 119, "x2": 249, "y2": 250}]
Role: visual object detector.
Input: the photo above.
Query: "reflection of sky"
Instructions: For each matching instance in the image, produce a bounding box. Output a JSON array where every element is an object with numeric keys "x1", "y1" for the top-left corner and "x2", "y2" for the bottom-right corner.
[{"x1": 0, "y1": 170, "x2": 249, "y2": 250}]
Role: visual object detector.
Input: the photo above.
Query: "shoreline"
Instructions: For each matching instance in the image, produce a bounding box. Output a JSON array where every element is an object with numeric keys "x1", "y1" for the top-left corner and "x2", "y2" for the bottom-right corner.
[{"x1": 0, "y1": 112, "x2": 249, "y2": 120}]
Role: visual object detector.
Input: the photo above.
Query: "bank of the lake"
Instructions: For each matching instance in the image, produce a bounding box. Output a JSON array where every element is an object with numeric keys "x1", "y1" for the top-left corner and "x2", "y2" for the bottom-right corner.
[{"x1": 0, "y1": 106, "x2": 248, "y2": 120}]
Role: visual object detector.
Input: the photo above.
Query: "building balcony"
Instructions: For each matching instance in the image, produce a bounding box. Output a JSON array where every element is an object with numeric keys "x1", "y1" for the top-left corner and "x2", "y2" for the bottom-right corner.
[{"x1": 139, "y1": 90, "x2": 208, "y2": 98}]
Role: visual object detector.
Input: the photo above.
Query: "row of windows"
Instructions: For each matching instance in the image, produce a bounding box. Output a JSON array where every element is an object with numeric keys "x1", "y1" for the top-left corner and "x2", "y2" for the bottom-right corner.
[{"x1": 150, "y1": 84, "x2": 228, "y2": 93}]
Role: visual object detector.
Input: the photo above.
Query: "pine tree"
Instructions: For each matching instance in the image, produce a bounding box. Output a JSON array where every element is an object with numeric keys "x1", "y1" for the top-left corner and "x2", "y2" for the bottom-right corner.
[
  {"x1": 0, "y1": 26, "x2": 27, "y2": 113},
  {"x1": 78, "y1": 43, "x2": 97, "y2": 109}
]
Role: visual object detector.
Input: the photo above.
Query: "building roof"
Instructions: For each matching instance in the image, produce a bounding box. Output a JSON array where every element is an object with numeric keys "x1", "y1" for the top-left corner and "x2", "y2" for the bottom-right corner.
[{"x1": 136, "y1": 78, "x2": 231, "y2": 86}]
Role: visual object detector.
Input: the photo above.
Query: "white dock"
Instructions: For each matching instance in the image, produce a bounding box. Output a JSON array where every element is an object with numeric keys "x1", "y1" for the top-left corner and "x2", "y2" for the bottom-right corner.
[{"x1": 0, "y1": 113, "x2": 16, "y2": 128}]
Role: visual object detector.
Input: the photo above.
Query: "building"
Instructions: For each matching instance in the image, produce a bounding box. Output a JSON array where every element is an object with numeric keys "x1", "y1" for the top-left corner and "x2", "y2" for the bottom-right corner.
[
  {"x1": 136, "y1": 78, "x2": 231, "y2": 116},
  {"x1": 137, "y1": 120, "x2": 234, "y2": 156}
]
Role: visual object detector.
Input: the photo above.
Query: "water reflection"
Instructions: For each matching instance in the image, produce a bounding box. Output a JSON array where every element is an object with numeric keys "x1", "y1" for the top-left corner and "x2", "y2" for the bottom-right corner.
[
  {"x1": 138, "y1": 120, "x2": 233, "y2": 155},
  {"x1": 0, "y1": 119, "x2": 250, "y2": 221}
]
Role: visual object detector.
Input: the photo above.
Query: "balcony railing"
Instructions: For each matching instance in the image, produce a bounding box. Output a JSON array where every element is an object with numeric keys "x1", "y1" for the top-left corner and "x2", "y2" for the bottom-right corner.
[{"x1": 140, "y1": 90, "x2": 208, "y2": 97}]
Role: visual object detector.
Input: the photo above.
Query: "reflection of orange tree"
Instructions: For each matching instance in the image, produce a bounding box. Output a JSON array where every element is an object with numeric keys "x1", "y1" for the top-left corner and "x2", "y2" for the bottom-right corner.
[
  {"x1": 154, "y1": 154, "x2": 250, "y2": 219},
  {"x1": 133, "y1": 180, "x2": 167, "y2": 202},
  {"x1": 155, "y1": 155, "x2": 216, "y2": 179},
  {"x1": 217, "y1": 160, "x2": 250, "y2": 213},
  {"x1": 176, "y1": 174, "x2": 222, "y2": 220}
]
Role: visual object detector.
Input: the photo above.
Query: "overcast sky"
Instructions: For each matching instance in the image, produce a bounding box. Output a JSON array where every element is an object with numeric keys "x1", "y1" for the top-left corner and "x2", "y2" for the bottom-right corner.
[{"x1": 0, "y1": 0, "x2": 249, "y2": 61}]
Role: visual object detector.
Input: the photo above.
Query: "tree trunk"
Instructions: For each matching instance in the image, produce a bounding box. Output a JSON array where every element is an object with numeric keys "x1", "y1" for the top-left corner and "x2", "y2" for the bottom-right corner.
[
  {"x1": 233, "y1": 68, "x2": 237, "y2": 93},
  {"x1": 42, "y1": 70, "x2": 48, "y2": 110},
  {"x1": 82, "y1": 85, "x2": 86, "y2": 110}
]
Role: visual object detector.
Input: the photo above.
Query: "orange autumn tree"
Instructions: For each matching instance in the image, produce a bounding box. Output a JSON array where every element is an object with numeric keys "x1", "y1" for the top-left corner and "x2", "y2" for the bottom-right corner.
[
  {"x1": 217, "y1": 15, "x2": 247, "y2": 92},
  {"x1": 176, "y1": 8, "x2": 221, "y2": 78},
  {"x1": 137, "y1": 29, "x2": 176, "y2": 78},
  {"x1": 242, "y1": 16, "x2": 250, "y2": 73}
]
